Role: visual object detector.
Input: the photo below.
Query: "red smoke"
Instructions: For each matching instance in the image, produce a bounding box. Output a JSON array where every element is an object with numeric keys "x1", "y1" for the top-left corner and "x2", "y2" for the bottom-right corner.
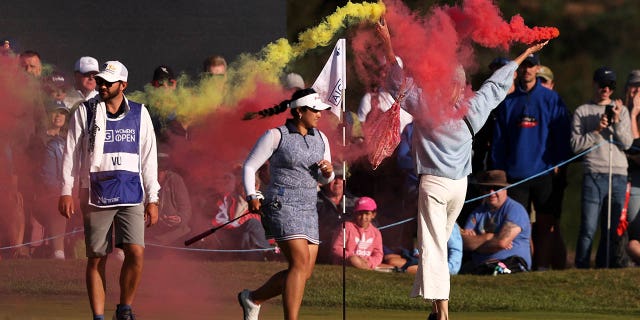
[
  {"x1": 167, "y1": 80, "x2": 289, "y2": 192},
  {"x1": 352, "y1": 0, "x2": 559, "y2": 128},
  {"x1": 447, "y1": 0, "x2": 559, "y2": 50}
]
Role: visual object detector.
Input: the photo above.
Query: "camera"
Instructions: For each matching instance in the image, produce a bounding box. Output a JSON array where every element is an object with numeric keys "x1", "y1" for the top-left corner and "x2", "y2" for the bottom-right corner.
[{"x1": 605, "y1": 105, "x2": 615, "y2": 125}]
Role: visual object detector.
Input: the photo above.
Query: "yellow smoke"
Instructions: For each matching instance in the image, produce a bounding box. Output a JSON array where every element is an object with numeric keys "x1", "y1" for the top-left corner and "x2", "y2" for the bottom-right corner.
[{"x1": 130, "y1": 1, "x2": 385, "y2": 125}]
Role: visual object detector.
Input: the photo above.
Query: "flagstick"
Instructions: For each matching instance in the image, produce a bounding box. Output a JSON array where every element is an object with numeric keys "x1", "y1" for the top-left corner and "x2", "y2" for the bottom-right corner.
[{"x1": 341, "y1": 86, "x2": 347, "y2": 320}]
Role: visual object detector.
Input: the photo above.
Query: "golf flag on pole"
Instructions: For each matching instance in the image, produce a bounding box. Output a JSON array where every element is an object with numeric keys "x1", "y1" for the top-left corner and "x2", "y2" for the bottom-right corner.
[{"x1": 312, "y1": 38, "x2": 346, "y2": 120}]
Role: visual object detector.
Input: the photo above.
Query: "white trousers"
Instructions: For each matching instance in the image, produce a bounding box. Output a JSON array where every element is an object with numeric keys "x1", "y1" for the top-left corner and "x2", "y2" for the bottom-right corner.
[{"x1": 411, "y1": 175, "x2": 467, "y2": 300}]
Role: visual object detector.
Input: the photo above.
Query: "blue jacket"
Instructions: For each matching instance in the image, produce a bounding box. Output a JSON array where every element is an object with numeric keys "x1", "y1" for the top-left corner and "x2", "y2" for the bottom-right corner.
[{"x1": 491, "y1": 80, "x2": 571, "y2": 180}]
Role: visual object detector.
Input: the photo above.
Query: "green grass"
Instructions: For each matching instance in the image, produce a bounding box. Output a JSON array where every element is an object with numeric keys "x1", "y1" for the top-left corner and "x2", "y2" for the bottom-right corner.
[{"x1": 1, "y1": 258, "x2": 639, "y2": 319}]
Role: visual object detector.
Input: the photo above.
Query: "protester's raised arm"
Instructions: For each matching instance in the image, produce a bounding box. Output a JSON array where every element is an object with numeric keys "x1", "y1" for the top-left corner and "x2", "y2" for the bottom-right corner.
[{"x1": 512, "y1": 41, "x2": 549, "y2": 65}]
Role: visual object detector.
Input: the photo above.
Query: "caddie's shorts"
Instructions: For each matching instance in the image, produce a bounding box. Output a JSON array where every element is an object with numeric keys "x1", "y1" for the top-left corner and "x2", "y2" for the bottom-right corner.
[{"x1": 83, "y1": 204, "x2": 145, "y2": 258}]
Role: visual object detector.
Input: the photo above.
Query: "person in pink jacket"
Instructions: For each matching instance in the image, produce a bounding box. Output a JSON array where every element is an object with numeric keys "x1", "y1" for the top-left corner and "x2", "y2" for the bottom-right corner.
[{"x1": 332, "y1": 196, "x2": 385, "y2": 269}]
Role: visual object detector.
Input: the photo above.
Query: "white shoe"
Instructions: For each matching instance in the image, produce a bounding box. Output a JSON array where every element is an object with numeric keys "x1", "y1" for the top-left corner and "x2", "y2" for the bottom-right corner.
[
  {"x1": 237, "y1": 289, "x2": 260, "y2": 320},
  {"x1": 53, "y1": 250, "x2": 65, "y2": 260}
]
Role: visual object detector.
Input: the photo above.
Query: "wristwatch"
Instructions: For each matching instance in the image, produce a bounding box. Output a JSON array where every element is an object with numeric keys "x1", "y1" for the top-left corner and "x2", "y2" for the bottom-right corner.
[{"x1": 246, "y1": 194, "x2": 260, "y2": 202}]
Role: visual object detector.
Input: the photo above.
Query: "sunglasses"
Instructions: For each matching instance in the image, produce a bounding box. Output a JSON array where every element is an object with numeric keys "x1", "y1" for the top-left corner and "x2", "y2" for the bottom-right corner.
[{"x1": 96, "y1": 78, "x2": 119, "y2": 88}]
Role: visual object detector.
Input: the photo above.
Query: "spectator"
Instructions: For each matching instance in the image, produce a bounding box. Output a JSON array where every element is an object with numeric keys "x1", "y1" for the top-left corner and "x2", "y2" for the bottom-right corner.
[
  {"x1": 571, "y1": 66, "x2": 633, "y2": 268},
  {"x1": 0, "y1": 145, "x2": 27, "y2": 259},
  {"x1": 18, "y1": 50, "x2": 42, "y2": 78},
  {"x1": 316, "y1": 163, "x2": 355, "y2": 264},
  {"x1": 197, "y1": 167, "x2": 270, "y2": 253},
  {"x1": 470, "y1": 57, "x2": 513, "y2": 174},
  {"x1": 32, "y1": 100, "x2": 70, "y2": 259},
  {"x1": 1, "y1": 39, "x2": 14, "y2": 56},
  {"x1": 65, "y1": 56, "x2": 99, "y2": 110},
  {"x1": 331, "y1": 196, "x2": 386, "y2": 270},
  {"x1": 281, "y1": 72, "x2": 305, "y2": 92},
  {"x1": 460, "y1": 170, "x2": 532, "y2": 273},
  {"x1": 151, "y1": 65, "x2": 177, "y2": 89},
  {"x1": 145, "y1": 153, "x2": 192, "y2": 246},
  {"x1": 43, "y1": 73, "x2": 69, "y2": 103},
  {"x1": 537, "y1": 65, "x2": 555, "y2": 90},
  {"x1": 147, "y1": 64, "x2": 188, "y2": 144},
  {"x1": 384, "y1": 223, "x2": 462, "y2": 275},
  {"x1": 624, "y1": 70, "x2": 640, "y2": 226},
  {"x1": 491, "y1": 53, "x2": 572, "y2": 271},
  {"x1": 202, "y1": 54, "x2": 227, "y2": 77},
  {"x1": 629, "y1": 222, "x2": 640, "y2": 265}
]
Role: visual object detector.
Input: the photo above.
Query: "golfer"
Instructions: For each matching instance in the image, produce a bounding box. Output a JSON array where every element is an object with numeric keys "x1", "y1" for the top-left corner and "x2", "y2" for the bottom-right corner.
[{"x1": 238, "y1": 88, "x2": 335, "y2": 320}]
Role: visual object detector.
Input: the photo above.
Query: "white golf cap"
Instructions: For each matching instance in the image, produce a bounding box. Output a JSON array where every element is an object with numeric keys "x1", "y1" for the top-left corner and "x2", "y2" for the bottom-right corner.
[
  {"x1": 74, "y1": 56, "x2": 99, "y2": 74},
  {"x1": 96, "y1": 60, "x2": 128, "y2": 82},
  {"x1": 289, "y1": 92, "x2": 331, "y2": 111}
]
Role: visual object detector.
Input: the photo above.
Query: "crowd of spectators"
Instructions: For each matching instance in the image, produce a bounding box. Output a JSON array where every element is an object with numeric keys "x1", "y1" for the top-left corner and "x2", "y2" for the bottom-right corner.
[{"x1": 2, "y1": 38, "x2": 640, "y2": 274}]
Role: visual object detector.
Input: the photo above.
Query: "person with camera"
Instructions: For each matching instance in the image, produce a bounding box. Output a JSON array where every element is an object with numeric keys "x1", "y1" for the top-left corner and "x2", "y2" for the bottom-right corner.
[
  {"x1": 238, "y1": 88, "x2": 335, "y2": 320},
  {"x1": 571, "y1": 66, "x2": 633, "y2": 268}
]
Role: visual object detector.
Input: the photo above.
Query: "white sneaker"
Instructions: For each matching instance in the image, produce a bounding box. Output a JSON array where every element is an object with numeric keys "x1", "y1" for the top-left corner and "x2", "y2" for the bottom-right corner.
[
  {"x1": 53, "y1": 250, "x2": 65, "y2": 260},
  {"x1": 237, "y1": 289, "x2": 260, "y2": 320}
]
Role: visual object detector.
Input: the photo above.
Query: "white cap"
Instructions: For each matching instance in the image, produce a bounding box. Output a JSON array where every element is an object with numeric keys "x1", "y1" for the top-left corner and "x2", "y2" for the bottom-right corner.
[
  {"x1": 283, "y1": 73, "x2": 305, "y2": 90},
  {"x1": 96, "y1": 61, "x2": 128, "y2": 82},
  {"x1": 289, "y1": 92, "x2": 331, "y2": 111},
  {"x1": 74, "y1": 56, "x2": 99, "y2": 73}
]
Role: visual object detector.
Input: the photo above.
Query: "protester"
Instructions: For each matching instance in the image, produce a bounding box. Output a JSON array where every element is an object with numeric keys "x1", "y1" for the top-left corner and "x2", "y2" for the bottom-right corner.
[
  {"x1": 58, "y1": 61, "x2": 160, "y2": 320},
  {"x1": 460, "y1": 170, "x2": 532, "y2": 274},
  {"x1": 239, "y1": 88, "x2": 334, "y2": 320},
  {"x1": 377, "y1": 18, "x2": 550, "y2": 320},
  {"x1": 571, "y1": 66, "x2": 633, "y2": 269}
]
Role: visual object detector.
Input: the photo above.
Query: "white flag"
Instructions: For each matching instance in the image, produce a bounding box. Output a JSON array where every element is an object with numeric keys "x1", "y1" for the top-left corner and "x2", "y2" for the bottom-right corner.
[{"x1": 312, "y1": 38, "x2": 346, "y2": 120}]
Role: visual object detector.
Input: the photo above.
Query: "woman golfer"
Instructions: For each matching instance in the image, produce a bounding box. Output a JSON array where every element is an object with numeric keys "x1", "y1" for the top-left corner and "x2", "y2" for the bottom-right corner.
[{"x1": 239, "y1": 88, "x2": 335, "y2": 320}]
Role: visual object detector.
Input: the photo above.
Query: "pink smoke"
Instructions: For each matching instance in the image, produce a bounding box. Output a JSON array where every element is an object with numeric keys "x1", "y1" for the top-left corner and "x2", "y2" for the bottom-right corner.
[{"x1": 352, "y1": 0, "x2": 559, "y2": 128}]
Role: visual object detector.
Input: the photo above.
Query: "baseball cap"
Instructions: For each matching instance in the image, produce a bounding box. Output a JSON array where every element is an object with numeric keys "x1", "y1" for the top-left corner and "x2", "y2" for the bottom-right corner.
[
  {"x1": 626, "y1": 70, "x2": 640, "y2": 86},
  {"x1": 489, "y1": 57, "x2": 510, "y2": 71},
  {"x1": 523, "y1": 53, "x2": 540, "y2": 66},
  {"x1": 288, "y1": 89, "x2": 331, "y2": 111},
  {"x1": 152, "y1": 65, "x2": 175, "y2": 82},
  {"x1": 46, "y1": 100, "x2": 70, "y2": 113},
  {"x1": 282, "y1": 73, "x2": 305, "y2": 90},
  {"x1": 537, "y1": 65, "x2": 554, "y2": 82},
  {"x1": 593, "y1": 66, "x2": 616, "y2": 84},
  {"x1": 354, "y1": 196, "x2": 377, "y2": 212},
  {"x1": 96, "y1": 61, "x2": 128, "y2": 83},
  {"x1": 45, "y1": 73, "x2": 67, "y2": 88},
  {"x1": 74, "y1": 56, "x2": 99, "y2": 74}
]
